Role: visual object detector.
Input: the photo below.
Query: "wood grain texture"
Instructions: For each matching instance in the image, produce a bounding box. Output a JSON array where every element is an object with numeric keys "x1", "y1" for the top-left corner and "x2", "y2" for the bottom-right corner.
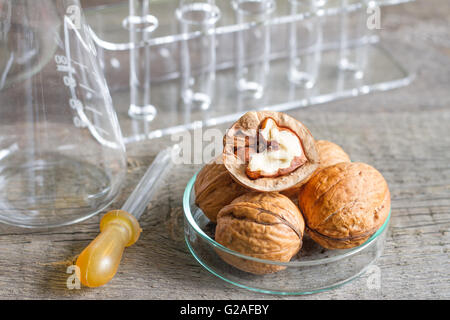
[{"x1": 0, "y1": 0, "x2": 448, "y2": 299}]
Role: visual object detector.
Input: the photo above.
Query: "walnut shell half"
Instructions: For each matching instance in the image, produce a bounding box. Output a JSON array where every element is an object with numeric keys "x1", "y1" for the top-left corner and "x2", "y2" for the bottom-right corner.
[
  {"x1": 215, "y1": 192, "x2": 305, "y2": 274},
  {"x1": 299, "y1": 162, "x2": 390, "y2": 249},
  {"x1": 194, "y1": 157, "x2": 248, "y2": 222},
  {"x1": 223, "y1": 111, "x2": 319, "y2": 192}
]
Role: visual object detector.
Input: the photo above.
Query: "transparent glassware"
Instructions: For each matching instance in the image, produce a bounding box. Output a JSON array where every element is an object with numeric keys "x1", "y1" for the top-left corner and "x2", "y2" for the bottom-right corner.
[
  {"x1": 184, "y1": 173, "x2": 390, "y2": 294},
  {"x1": 288, "y1": 0, "x2": 325, "y2": 89},
  {"x1": 176, "y1": 0, "x2": 221, "y2": 111},
  {"x1": 338, "y1": 0, "x2": 370, "y2": 79},
  {"x1": 127, "y1": 0, "x2": 159, "y2": 121},
  {"x1": 233, "y1": 0, "x2": 276, "y2": 99},
  {"x1": 0, "y1": 0, "x2": 127, "y2": 228},
  {"x1": 82, "y1": 1, "x2": 414, "y2": 143}
]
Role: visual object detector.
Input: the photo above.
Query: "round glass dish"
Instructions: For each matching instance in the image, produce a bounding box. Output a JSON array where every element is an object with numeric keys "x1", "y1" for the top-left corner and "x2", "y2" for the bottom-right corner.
[{"x1": 183, "y1": 172, "x2": 390, "y2": 295}]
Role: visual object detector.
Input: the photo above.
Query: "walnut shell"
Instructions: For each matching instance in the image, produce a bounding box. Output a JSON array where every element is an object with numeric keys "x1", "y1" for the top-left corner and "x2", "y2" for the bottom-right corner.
[
  {"x1": 194, "y1": 157, "x2": 248, "y2": 222},
  {"x1": 223, "y1": 111, "x2": 319, "y2": 192},
  {"x1": 315, "y1": 140, "x2": 351, "y2": 168},
  {"x1": 282, "y1": 140, "x2": 351, "y2": 199},
  {"x1": 299, "y1": 162, "x2": 390, "y2": 249},
  {"x1": 215, "y1": 192, "x2": 305, "y2": 274}
]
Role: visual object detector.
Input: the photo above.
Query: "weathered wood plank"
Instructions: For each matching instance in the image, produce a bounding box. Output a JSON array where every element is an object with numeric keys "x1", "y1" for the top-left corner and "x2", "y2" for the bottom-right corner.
[{"x1": 0, "y1": 0, "x2": 448, "y2": 299}]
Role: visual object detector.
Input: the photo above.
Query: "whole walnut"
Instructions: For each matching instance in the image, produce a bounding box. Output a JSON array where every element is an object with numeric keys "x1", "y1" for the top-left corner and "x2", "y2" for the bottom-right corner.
[
  {"x1": 282, "y1": 140, "x2": 351, "y2": 199},
  {"x1": 299, "y1": 162, "x2": 390, "y2": 249},
  {"x1": 215, "y1": 192, "x2": 305, "y2": 274},
  {"x1": 194, "y1": 157, "x2": 248, "y2": 222},
  {"x1": 315, "y1": 140, "x2": 351, "y2": 168}
]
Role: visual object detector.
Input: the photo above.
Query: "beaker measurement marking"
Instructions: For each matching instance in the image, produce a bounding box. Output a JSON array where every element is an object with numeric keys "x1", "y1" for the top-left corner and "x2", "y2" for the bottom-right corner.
[
  {"x1": 55, "y1": 55, "x2": 95, "y2": 80},
  {"x1": 56, "y1": 19, "x2": 119, "y2": 150},
  {"x1": 79, "y1": 83, "x2": 96, "y2": 94},
  {"x1": 84, "y1": 105, "x2": 103, "y2": 116},
  {"x1": 70, "y1": 59, "x2": 88, "y2": 70},
  {"x1": 55, "y1": 54, "x2": 69, "y2": 65},
  {"x1": 69, "y1": 98, "x2": 83, "y2": 110},
  {"x1": 63, "y1": 75, "x2": 77, "y2": 88},
  {"x1": 56, "y1": 64, "x2": 76, "y2": 74},
  {"x1": 93, "y1": 125, "x2": 110, "y2": 136}
]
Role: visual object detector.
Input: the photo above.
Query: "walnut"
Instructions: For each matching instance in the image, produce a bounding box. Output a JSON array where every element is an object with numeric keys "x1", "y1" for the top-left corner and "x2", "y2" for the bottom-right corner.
[
  {"x1": 215, "y1": 192, "x2": 305, "y2": 274},
  {"x1": 282, "y1": 140, "x2": 351, "y2": 199},
  {"x1": 315, "y1": 140, "x2": 351, "y2": 168},
  {"x1": 194, "y1": 157, "x2": 248, "y2": 222},
  {"x1": 223, "y1": 111, "x2": 319, "y2": 192},
  {"x1": 298, "y1": 162, "x2": 390, "y2": 249}
]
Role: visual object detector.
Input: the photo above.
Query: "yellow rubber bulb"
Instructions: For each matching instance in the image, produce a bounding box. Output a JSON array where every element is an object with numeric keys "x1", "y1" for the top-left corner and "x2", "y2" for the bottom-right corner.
[{"x1": 76, "y1": 210, "x2": 142, "y2": 288}]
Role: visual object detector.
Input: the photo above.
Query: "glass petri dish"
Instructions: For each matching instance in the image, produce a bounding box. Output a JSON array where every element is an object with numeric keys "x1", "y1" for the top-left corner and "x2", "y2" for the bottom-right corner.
[{"x1": 183, "y1": 172, "x2": 390, "y2": 295}]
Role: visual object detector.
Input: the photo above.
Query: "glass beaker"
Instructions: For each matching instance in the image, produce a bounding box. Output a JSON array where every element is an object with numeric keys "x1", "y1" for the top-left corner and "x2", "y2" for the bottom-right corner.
[
  {"x1": 0, "y1": 0, "x2": 127, "y2": 228},
  {"x1": 176, "y1": 0, "x2": 220, "y2": 111},
  {"x1": 233, "y1": 0, "x2": 275, "y2": 100}
]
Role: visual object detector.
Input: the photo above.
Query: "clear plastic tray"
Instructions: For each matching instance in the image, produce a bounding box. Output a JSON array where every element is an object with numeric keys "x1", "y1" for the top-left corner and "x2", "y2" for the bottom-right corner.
[
  {"x1": 85, "y1": 0, "x2": 415, "y2": 143},
  {"x1": 183, "y1": 173, "x2": 390, "y2": 295},
  {"x1": 86, "y1": 0, "x2": 415, "y2": 51},
  {"x1": 111, "y1": 42, "x2": 414, "y2": 143}
]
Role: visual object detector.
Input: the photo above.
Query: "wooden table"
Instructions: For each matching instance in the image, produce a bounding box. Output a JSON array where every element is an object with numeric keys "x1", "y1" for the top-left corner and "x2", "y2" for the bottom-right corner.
[{"x1": 0, "y1": 0, "x2": 448, "y2": 299}]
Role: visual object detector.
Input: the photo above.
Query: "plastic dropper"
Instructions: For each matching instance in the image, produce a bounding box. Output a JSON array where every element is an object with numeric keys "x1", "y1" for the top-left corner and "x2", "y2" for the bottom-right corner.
[{"x1": 76, "y1": 145, "x2": 179, "y2": 287}]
